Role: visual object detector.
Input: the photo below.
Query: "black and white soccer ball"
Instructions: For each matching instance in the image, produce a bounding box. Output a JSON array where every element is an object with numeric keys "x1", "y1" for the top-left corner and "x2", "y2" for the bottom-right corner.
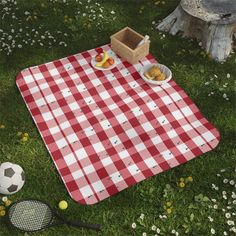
[{"x1": 0, "y1": 162, "x2": 25, "y2": 195}]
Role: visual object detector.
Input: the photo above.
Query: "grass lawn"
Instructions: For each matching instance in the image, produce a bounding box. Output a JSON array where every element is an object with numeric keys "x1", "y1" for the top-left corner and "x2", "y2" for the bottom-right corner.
[{"x1": 0, "y1": 0, "x2": 236, "y2": 235}]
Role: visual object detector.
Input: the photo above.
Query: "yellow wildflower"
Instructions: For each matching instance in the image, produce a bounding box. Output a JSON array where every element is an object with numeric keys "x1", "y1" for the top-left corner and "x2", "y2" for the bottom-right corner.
[
  {"x1": 0, "y1": 206, "x2": 5, "y2": 211},
  {"x1": 0, "y1": 124, "x2": 5, "y2": 129},
  {"x1": 22, "y1": 136, "x2": 28, "y2": 142},
  {"x1": 0, "y1": 210, "x2": 6, "y2": 217},
  {"x1": 179, "y1": 182, "x2": 185, "y2": 188},
  {"x1": 17, "y1": 131, "x2": 22, "y2": 136},
  {"x1": 23, "y1": 133, "x2": 29, "y2": 138},
  {"x1": 187, "y1": 176, "x2": 193, "y2": 182},
  {"x1": 5, "y1": 200, "x2": 12, "y2": 207},
  {"x1": 166, "y1": 201, "x2": 172, "y2": 207},
  {"x1": 166, "y1": 208, "x2": 172, "y2": 214},
  {"x1": 180, "y1": 177, "x2": 185, "y2": 182}
]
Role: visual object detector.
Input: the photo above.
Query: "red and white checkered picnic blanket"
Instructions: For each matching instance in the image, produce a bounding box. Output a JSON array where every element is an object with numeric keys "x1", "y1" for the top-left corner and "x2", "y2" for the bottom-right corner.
[{"x1": 16, "y1": 44, "x2": 220, "y2": 205}]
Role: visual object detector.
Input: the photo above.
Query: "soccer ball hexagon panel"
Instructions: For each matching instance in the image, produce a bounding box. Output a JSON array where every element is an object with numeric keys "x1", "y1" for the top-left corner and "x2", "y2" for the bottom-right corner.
[{"x1": 0, "y1": 162, "x2": 25, "y2": 195}]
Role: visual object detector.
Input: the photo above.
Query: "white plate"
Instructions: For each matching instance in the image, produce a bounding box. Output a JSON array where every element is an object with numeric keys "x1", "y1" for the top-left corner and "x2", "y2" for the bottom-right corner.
[
  {"x1": 140, "y1": 63, "x2": 172, "y2": 85},
  {"x1": 91, "y1": 52, "x2": 118, "y2": 71}
]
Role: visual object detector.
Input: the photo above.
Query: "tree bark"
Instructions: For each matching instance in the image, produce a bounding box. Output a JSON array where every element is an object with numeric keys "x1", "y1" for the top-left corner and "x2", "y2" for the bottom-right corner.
[{"x1": 157, "y1": 0, "x2": 236, "y2": 62}]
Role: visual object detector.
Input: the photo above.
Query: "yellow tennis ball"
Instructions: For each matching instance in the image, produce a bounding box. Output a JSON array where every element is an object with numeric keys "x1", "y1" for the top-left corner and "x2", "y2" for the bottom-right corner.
[{"x1": 59, "y1": 200, "x2": 68, "y2": 210}]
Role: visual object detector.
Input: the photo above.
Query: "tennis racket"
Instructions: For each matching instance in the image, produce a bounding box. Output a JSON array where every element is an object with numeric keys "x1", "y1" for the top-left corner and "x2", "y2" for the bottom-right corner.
[{"x1": 7, "y1": 199, "x2": 101, "y2": 232}]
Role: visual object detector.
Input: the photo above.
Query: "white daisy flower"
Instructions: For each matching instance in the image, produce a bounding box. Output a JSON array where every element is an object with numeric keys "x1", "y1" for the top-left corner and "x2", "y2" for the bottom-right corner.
[
  {"x1": 131, "y1": 222, "x2": 136, "y2": 229},
  {"x1": 230, "y1": 180, "x2": 235, "y2": 185},
  {"x1": 226, "y1": 213, "x2": 231, "y2": 218},
  {"x1": 227, "y1": 220, "x2": 234, "y2": 226},
  {"x1": 208, "y1": 216, "x2": 214, "y2": 222},
  {"x1": 171, "y1": 229, "x2": 176, "y2": 234},
  {"x1": 211, "y1": 199, "x2": 216, "y2": 202},
  {"x1": 213, "y1": 204, "x2": 218, "y2": 209},
  {"x1": 223, "y1": 231, "x2": 228, "y2": 235},
  {"x1": 222, "y1": 191, "x2": 227, "y2": 195},
  {"x1": 151, "y1": 225, "x2": 157, "y2": 231},
  {"x1": 156, "y1": 228, "x2": 161, "y2": 233},
  {"x1": 140, "y1": 213, "x2": 145, "y2": 220},
  {"x1": 175, "y1": 232, "x2": 179, "y2": 236},
  {"x1": 2, "y1": 196, "x2": 8, "y2": 202},
  {"x1": 226, "y1": 73, "x2": 230, "y2": 78},
  {"x1": 211, "y1": 228, "x2": 215, "y2": 234},
  {"x1": 111, "y1": 10, "x2": 115, "y2": 14},
  {"x1": 142, "y1": 232, "x2": 147, "y2": 236},
  {"x1": 223, "y1": 179, "x2": 228, "y2": 184}
]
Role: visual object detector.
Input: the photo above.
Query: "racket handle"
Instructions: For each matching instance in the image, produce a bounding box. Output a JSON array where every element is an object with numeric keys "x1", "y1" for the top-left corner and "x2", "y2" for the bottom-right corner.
[{"x1": 69, "y1": 221, "x2": 101, "y2": 231}]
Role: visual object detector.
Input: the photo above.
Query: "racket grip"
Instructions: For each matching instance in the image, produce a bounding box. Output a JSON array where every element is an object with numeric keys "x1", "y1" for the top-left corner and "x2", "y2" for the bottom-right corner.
[{"x1": 70, "y1": 221, "x2": 101, "y2": 231}]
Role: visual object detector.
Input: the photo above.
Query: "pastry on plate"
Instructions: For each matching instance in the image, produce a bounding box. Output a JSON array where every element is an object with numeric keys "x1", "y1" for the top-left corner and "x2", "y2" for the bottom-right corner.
[{"x1": 144, "y1": 65, "x2": 165, "y2": 81}]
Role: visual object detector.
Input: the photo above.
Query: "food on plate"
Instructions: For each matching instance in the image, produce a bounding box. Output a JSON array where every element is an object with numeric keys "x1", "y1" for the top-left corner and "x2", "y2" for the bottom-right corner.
[
  {"x1": 144, "y1": 65, "x2": 166, "y2": 81},
  {"x1": 147, "y1": 65, "x2": 161, "y2": 77},
  {"x1": 94, "y1": 51, "x2": 116, "y2": 69},
  {"x1": 95, "y1": 54, "x2": 102, "y2": 62},
  {"x1": 144, "y1": 71, "x2": 153, "y2": 80},
  {"x1": 95, "y1": 50, "x2": 109, "y2": 67},
  {"x1": 102, "y1": 61, "x2": 110, "y2": 68},
  {"x1": 107, "y1": 57, "x2": 115, "y2": 65},
  {"x1": 155, "y1": 73, "x2": 165, "y2": 81}
]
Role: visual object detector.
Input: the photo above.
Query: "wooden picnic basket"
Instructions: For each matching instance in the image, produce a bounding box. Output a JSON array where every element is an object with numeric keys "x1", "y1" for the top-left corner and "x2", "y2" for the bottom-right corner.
[{"x1": 110, "y1": 27, "x2": 150, "y2": 64}]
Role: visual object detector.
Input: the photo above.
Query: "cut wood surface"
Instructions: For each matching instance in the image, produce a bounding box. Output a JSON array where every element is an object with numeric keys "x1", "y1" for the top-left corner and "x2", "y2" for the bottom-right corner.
[{"x1": 157, "y1": 0, "x2": 236, "y2": 62}]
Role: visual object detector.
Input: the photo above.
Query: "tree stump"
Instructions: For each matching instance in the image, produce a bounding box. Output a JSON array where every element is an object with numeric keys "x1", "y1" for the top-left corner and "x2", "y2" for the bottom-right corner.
[{"x1": 157, "y1": 0, "x2": 236, "y2": 62}]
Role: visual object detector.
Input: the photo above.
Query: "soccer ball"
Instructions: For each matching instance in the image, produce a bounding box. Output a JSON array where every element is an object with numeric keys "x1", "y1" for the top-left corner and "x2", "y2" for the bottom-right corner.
[{"x1": 0, "y1": 162, "x2": 25, "y2": 195}]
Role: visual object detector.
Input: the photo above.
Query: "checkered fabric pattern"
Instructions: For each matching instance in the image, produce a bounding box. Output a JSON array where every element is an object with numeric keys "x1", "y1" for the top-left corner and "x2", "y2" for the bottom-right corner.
[{"x1": 16, "y1": 44, "x2": 220, "y2": 205}]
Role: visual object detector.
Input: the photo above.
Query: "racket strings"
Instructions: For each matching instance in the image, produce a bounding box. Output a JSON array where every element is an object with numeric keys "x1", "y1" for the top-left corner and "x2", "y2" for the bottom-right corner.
[{"x1": 8, "y1": 200, "x2": 53, "y2": 232}]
